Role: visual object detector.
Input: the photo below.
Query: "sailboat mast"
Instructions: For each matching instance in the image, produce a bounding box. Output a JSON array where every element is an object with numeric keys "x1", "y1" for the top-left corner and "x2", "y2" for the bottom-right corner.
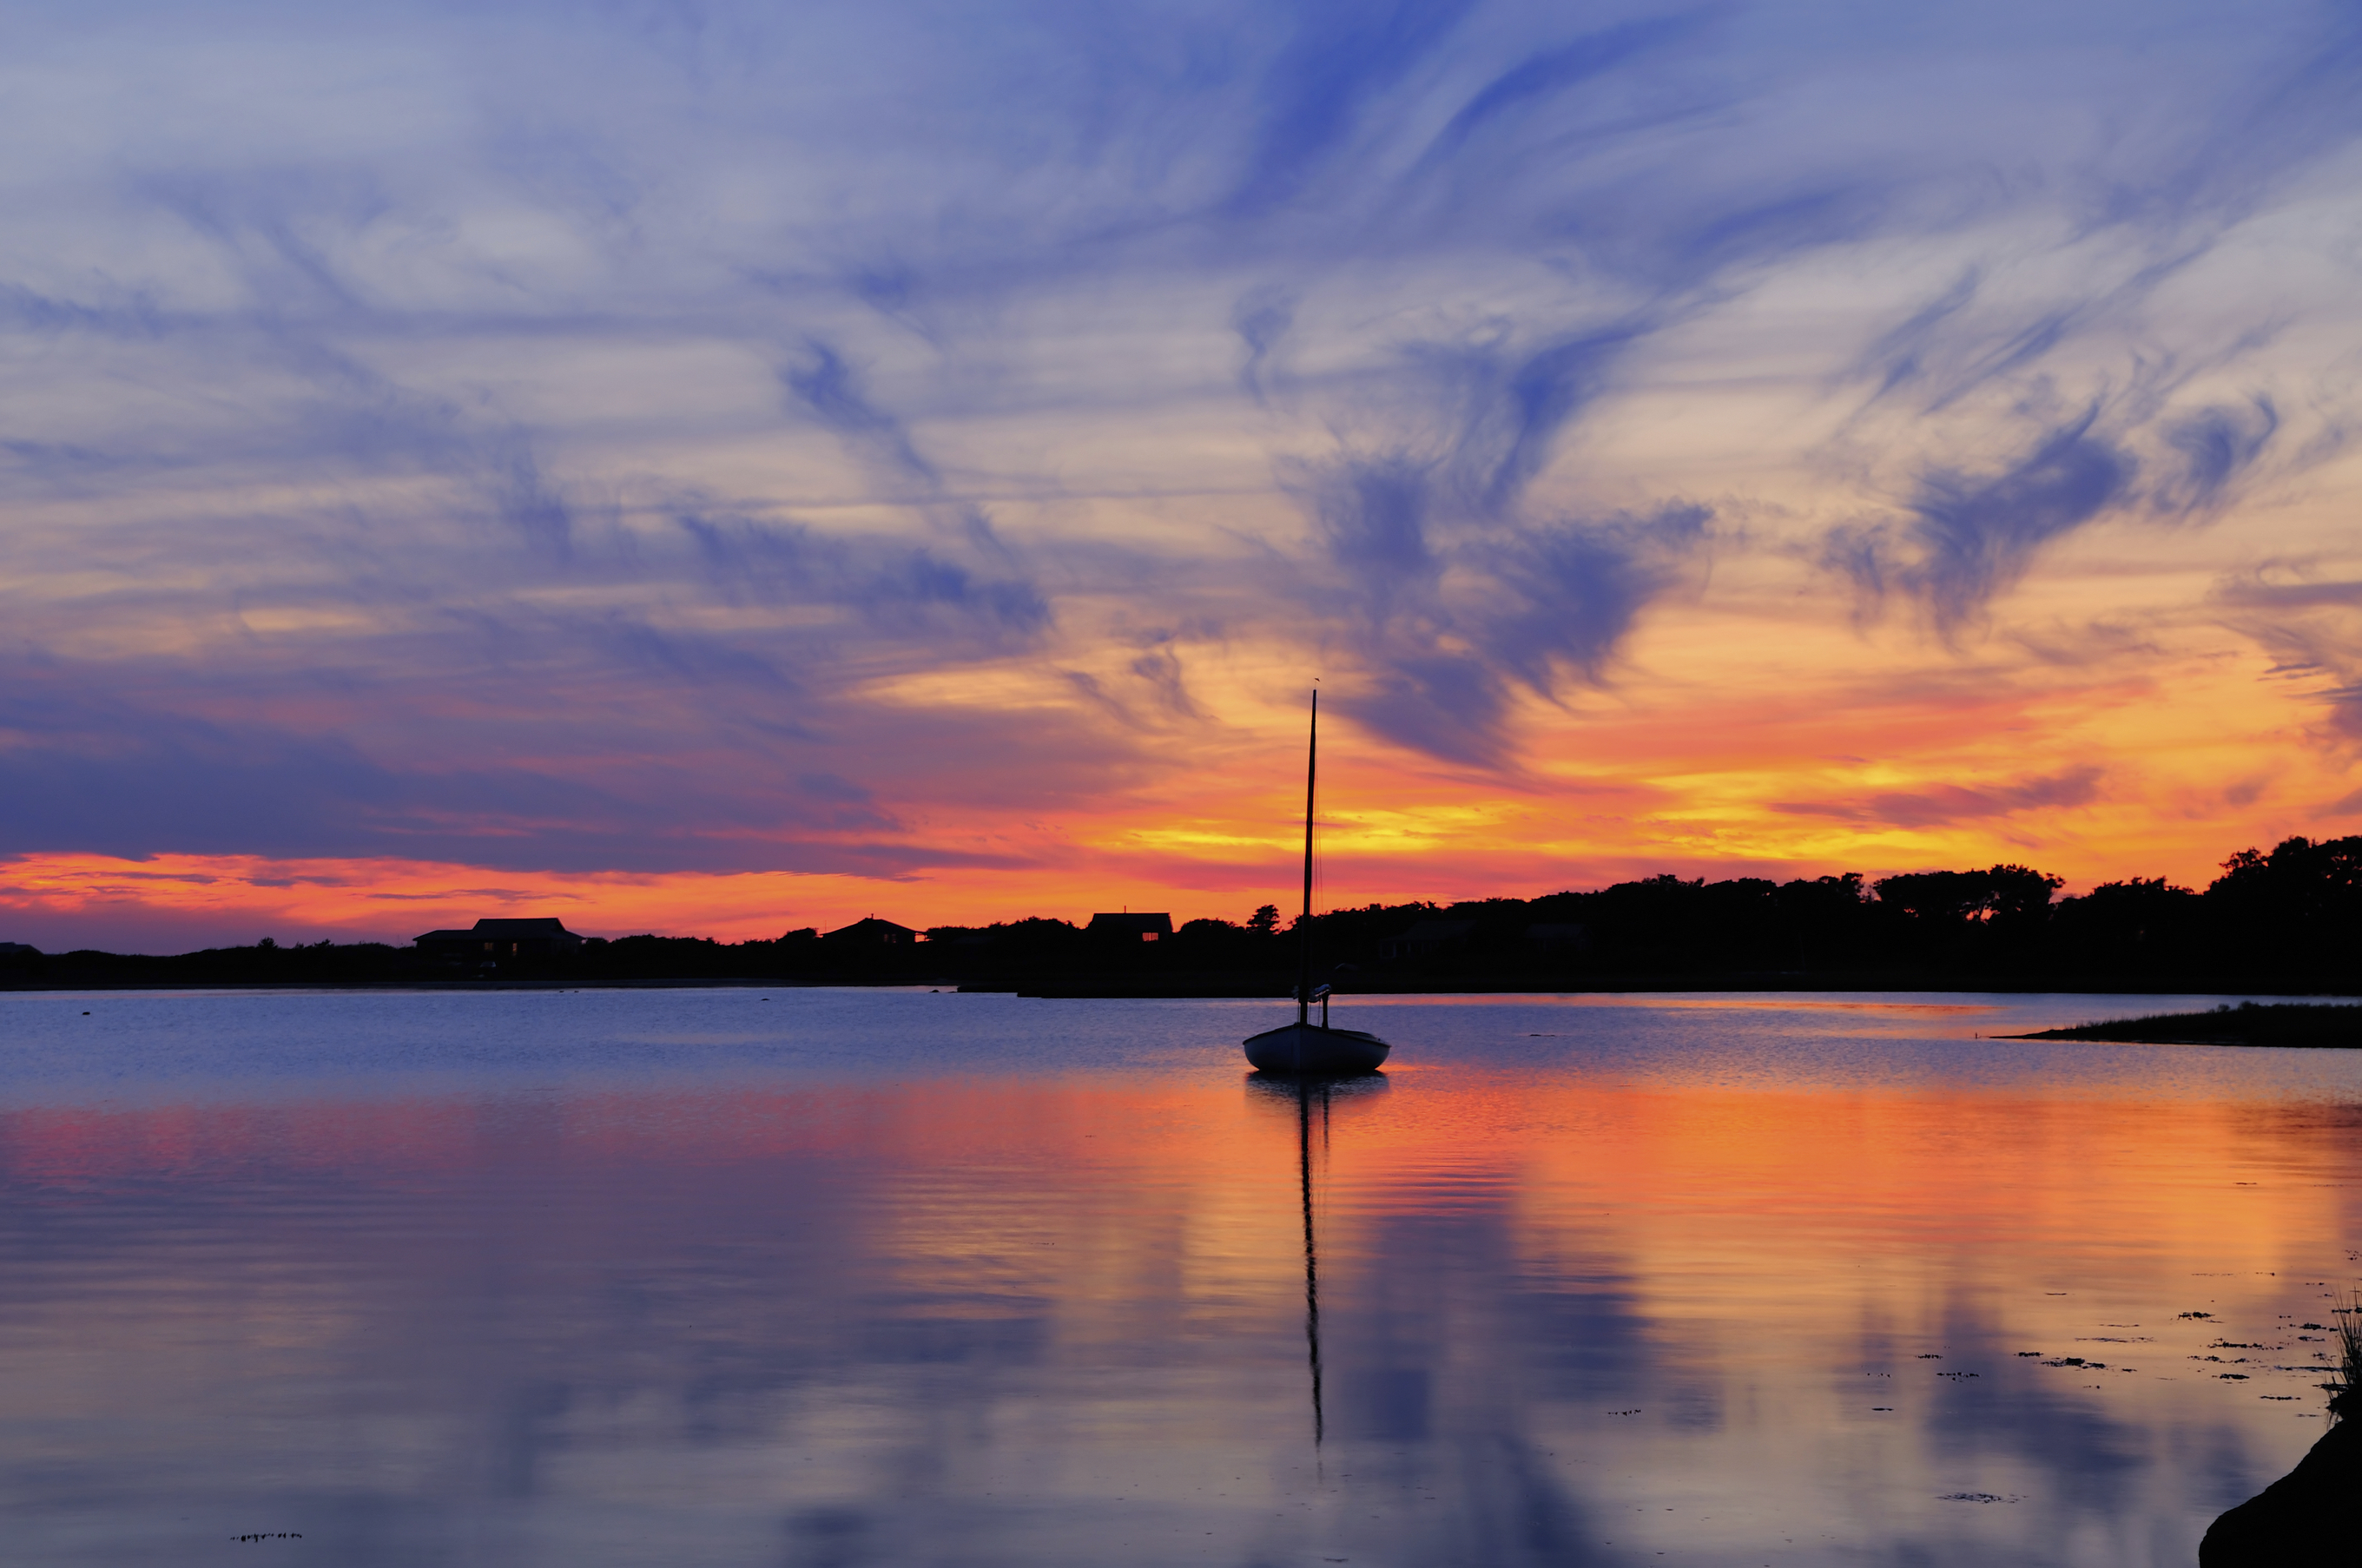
[{"x1": 1298, "y1": 688, "x2": 1316, "y2": 1026}]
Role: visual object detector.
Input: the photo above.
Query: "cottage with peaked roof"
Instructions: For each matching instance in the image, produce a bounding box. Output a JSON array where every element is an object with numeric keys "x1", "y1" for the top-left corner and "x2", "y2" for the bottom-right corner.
[
  {"x1": 1085, "y1": 912, "x2": 1173, "y2": 942},
  {"x1": 823, "y1": 917, "x2": 918, "y2": 945},
  {"x1": 415, "y1": 918, "x2": 586, "y2": 958}
]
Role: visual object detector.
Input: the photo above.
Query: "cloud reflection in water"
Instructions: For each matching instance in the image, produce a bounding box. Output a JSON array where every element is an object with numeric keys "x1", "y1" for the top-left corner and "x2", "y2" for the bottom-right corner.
[{"x1": 0, "y1": 990, "x2": 2352, "y2": 1565}]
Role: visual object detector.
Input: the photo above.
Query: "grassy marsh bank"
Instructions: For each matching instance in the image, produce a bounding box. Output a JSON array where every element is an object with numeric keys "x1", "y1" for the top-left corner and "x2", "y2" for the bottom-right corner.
[{"x1": 2014, "y1": 1001, "x2": 2362, "y2": 1048}]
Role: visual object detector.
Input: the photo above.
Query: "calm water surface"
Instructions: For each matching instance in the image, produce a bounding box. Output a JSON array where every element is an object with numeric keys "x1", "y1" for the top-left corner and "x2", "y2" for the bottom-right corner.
[{"x1": 1, "y1": 988, "x2": 2357, "y2": 1566}]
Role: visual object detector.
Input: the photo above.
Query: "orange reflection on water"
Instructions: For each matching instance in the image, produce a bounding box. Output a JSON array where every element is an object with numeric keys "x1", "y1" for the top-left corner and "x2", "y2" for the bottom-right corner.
[{"x1": 0, "y1": 1046, "x2": 2355, "y2": 1565}]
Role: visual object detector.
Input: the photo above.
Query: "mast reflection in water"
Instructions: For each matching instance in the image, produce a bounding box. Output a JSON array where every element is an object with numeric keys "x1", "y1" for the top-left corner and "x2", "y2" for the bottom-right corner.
[{"x1": 1249, "y1": 1071, "x2": 1392, "y2": 1451}]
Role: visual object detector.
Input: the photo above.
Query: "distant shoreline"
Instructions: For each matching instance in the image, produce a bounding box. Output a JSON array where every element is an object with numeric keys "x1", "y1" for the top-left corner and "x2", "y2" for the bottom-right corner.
[
  {"x1": 10, "y1": 833, "x2": 2362, "y2": 998},
  {"x1": 7, "y1": 975, "x2": 2360, "y2": 1002}
]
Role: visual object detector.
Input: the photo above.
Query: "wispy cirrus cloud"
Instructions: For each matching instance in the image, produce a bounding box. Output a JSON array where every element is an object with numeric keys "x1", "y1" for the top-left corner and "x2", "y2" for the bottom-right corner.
[
  {"x1": 2212, "y1": 571, "x2": 2362, "y2": 748},
  {"x1": 3, "y1": 0, "x2": 2362, "y2": 941},
  {"x1": 1821, "y1": 408, "x2": 2137, "y2": 636},
  {"x1": 1774, "y1": 767, "x2": 2105, "y2": 831}
]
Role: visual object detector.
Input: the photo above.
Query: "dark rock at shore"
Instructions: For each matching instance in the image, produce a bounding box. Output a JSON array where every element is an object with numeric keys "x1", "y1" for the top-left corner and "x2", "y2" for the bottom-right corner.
[{"x1": 2200, "y1": 1416, "x2": 2362, "y2": 1565}]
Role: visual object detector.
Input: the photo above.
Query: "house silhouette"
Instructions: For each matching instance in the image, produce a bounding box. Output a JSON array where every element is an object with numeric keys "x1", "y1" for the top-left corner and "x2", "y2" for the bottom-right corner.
[
  {"x1": 823, "y1": 917, "x2": 918, "y2": 945},
  {"x1": 415, "y1": 918, "x2": 585, "y2": 958},
  {"x1": 1086, "y1": 912, "x2": 1173, "y2": 942}
]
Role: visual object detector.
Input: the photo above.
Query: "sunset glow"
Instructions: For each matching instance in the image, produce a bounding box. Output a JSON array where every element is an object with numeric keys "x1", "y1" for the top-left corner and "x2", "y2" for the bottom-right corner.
[{"x1": 7, "y1": 3, "x2": 2362, "y2": 949}]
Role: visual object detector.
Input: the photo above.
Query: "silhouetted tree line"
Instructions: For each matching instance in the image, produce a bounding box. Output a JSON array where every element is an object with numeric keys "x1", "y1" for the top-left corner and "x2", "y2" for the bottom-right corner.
[{"x1": 6, "y1": 834, "x2": 2359, "y2": 993}]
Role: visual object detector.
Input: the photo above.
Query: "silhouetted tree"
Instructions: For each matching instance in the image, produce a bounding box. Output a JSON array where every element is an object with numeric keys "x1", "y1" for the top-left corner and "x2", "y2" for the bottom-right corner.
[
  {"x1": 1984, "y1": 865, "x2": 2066, "y2": 929},
  {"x1": 2205, "y1": 835, "x2": 2362, "y2": 979},
  {"x1": 1874, "y1": 869, "x2": 1991, "y2": 926},
  {"x1": 2050, "y1": 878, "x2": 2200, "y2": 975},
  {"x1": 1869, "y1": 864, "x2": 2062, "y2": 966}
]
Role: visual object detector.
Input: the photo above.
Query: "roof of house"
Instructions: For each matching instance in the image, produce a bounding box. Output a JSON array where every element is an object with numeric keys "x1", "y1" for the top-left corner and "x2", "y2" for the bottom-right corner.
[
  {"x1": 0, "y1": 941, "x2": 37, "y2": 956},
  {"x1": 824, "y1": 917, "x2": 918, "y2": 940},
  {"x1": 1085, "y1": 912, "x2": 1174, "y2": 934},
  {"x1": 414, "y1": 917, "x2": 583, "y2": 944}
]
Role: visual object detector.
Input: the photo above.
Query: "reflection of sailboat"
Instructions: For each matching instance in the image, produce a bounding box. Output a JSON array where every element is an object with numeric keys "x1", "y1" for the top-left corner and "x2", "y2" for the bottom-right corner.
[
  {"x1": 1248, "y1": 1072, "x2": 1389, "y2": 1446},
  {"x1": 1243, "y1": 689, "x2": 1391, "y2": 1074},
  {"x1": 1297, "y1": 1078, "x2": 1325, "y2": 1445}
]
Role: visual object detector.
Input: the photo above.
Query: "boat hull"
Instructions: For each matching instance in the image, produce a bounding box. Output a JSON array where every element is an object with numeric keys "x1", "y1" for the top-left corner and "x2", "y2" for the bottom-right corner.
[{"x1": 1242, "y1": 1022, "x2": 1390, "y2": 1074}]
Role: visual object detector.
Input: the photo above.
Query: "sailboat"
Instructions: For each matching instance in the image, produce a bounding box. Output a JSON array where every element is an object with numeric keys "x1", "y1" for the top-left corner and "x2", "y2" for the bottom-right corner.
[{"x1": 1242, "y1": 689, "x2": 1392, "y2": 1074}]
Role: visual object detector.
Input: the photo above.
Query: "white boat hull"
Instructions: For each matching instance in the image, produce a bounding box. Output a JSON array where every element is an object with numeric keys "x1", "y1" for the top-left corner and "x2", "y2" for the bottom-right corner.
[{"x1": 1242, "y1": 1022, "x2": 1390, "y2": 1074}]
